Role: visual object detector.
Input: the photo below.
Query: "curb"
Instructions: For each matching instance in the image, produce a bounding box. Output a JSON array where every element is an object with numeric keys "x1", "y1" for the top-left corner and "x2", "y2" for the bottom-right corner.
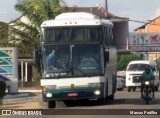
[
  {"x1": 18, "y1": 90, "x2": 41, "y2": 92},
  {"x1": 4, "y1": 93, "x2": 29, "y2": 99},
  {"x1": 4, "y1": 90, "x2": 41, "y2": 99}
]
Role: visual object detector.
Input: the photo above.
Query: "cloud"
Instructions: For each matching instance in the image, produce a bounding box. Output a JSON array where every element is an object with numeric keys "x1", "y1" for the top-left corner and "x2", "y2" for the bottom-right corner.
[
  {"x1": 63, "y1": 0, "x2": 104, "y2": 7},
  {"x1": 155, "y1": 7, "x2": 160, "y2": 17}
]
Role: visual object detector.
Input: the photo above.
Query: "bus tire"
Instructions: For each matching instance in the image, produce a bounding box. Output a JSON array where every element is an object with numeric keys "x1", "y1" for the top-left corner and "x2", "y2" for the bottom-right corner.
[
  {"x1": 128, "y1": 87, "x2": 131, "y2": 92},
  {"x1": 48, "y1": 100, "x2": 56, "y2": 108},
  {"x1": 107, "y1": 94, "x2": 114, "y2": 101},
  {"x1": 112, "y1": 74, "x2": 117, "y2": 93},
  {"x1": 98, "y1": 97, "x2": 107, "y2": 105},
  {"x1": 132, "y1": 87, "x2": 136, "y2": 91}
]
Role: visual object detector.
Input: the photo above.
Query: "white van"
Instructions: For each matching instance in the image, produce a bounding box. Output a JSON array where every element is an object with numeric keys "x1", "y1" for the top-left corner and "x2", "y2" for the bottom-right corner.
[{"x1": 126, "y1": 60, "x2": 159, "y2": 92}]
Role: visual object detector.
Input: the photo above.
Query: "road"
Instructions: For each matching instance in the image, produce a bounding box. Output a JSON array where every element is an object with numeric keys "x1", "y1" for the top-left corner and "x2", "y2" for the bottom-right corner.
[{"x1": 1, "y1": 88, "x2": 160, "y2": 118}]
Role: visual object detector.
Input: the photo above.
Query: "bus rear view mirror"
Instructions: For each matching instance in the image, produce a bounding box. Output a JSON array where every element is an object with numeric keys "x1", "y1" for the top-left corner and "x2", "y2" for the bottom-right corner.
[{"x1": 104, "y1": 51, "x2": 109, "y2": 62}]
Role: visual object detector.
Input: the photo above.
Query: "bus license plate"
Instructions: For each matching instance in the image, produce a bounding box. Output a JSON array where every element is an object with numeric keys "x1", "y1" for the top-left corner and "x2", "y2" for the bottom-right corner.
[{"x1": 67, "y1": 92, "x2": 78, "y2": 97}]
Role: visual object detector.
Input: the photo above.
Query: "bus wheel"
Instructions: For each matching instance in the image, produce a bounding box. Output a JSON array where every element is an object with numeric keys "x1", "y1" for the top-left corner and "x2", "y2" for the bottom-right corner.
[
  {"x1": 128, "y1": 87, "x2": 131, "y2": 92},
  {"x1": 132, "y1": 87, "x2": 136, "y2": 91},
  {"x1": 98, "y1": 97, "x2": 107, "y2": 105},
  {"x1": 48, "y1": 100, "x2": 56, "y2": 108},
  {"x1": 108, "y1": 94, "x2": 114, "y2": 101}
]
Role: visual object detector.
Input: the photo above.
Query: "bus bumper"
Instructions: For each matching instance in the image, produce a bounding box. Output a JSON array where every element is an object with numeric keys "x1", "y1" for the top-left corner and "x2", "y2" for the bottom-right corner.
[{"x1": 42, "y1": 88, "x2": 105, "y2": 102}]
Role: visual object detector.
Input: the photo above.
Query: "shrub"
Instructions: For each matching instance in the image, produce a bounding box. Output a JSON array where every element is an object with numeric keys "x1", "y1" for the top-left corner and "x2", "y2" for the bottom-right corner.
[
  {"x1": 32, "y1": 72, "x2": 41, "y2": 87},
  {"x1": 117, "y1": 54, "x2": 141, "y2": 70}
]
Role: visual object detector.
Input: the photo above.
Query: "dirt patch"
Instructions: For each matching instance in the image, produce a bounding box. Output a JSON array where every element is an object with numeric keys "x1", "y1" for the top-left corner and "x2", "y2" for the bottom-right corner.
[
  {"x1": 1, "y1": 102, "x2": 42, "y2": 109},
  {"x1": 1, "y1": 93, "x2": 45, "y2": 109}
]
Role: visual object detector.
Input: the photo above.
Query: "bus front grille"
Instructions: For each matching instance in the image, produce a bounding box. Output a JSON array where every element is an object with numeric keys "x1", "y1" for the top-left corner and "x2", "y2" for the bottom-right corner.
[{"x1": 58, "y1": 85, "x2": 88, "y2": 89}]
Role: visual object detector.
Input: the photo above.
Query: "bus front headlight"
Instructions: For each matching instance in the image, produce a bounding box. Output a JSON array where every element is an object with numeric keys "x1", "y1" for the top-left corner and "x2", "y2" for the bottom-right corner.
[
  {"x1": 94, "y1": 90, "x2": 101, "y2": 95},
  {"x1": 46, "y1": 92, "x2": 52, "y2": 98}
]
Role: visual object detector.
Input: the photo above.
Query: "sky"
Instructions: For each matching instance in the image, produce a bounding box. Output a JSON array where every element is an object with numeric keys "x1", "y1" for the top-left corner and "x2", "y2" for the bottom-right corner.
[{"x1": 0, "y1": 0, "x2": 160, "y2": 31}]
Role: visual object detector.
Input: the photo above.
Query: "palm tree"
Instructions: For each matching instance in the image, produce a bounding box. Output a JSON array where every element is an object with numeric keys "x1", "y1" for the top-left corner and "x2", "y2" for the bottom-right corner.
[
  {"x1": 0, "y1": 22, "x2": 9, "y2": 47},
  {"x1": 9, "y1": 0, "x2": 62, "y2": 56}
]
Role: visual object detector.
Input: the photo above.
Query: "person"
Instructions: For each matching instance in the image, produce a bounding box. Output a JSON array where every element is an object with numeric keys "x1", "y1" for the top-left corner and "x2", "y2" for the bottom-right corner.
[
  {"x1": 141, "y1": 66, "x2": 155, "y2": 98},
  {"x1": 150, "y1": 66, "x2": 155, "y2": 72},
  {"x1": 48, "y1": 50, "x2": 56, "y2": 69}
]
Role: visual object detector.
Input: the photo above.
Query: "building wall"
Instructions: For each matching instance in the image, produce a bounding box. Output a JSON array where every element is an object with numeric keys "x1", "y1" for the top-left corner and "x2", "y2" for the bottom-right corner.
[
  {"x1": 147, "y1": 20, "x2": 160, "y2": 32},
  {"x1": 113, "y1": 21, "x2": 129, "y2": 49}
]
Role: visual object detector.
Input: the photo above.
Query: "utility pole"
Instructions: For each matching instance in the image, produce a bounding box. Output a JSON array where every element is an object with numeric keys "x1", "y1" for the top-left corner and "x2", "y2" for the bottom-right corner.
[{"x1": 105, "y1": 0, "x2": 108, "y2": 18}]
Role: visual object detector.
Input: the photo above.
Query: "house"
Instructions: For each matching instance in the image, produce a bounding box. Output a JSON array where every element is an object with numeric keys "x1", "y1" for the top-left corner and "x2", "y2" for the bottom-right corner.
[{"x1": 135, "y1": 16, "x2": 160, "y2": 32}]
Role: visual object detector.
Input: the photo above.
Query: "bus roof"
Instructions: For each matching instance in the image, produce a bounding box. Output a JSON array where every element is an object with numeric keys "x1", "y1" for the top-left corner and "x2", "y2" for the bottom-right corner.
[
  {"x1": 41, "y1": 12, "x2": 113, "y2": 27},
  {"x1": 55, "y1": 12, "x2": 99, "y2": 19}
]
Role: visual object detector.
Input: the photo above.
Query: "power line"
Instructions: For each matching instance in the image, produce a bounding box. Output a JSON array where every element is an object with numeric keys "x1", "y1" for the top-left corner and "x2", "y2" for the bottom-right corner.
[
  {"x1": 107, "y1": 2, "x2": 153, "y2": 19},
  {"x1": 129, "y1": 19, "x2": 160, "y2": 26},
  {"x1": 129, "y1": 19, "x2": 147, "y2": 24},
  {"x1": 109, "y1": 9, "x2": 151, "y2": 21}
]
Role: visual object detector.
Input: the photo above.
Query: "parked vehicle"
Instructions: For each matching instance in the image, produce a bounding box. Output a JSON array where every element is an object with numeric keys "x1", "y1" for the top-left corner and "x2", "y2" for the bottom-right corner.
[
  {"x1": 126, "y1": 60, "x2": 159, "y2": 92},
  {"x1": 117, "y1": 77, "x2": 126, "y2": 91},
  {"x1": 142, "y1": 80, "x2": 153, "y2": 104}
]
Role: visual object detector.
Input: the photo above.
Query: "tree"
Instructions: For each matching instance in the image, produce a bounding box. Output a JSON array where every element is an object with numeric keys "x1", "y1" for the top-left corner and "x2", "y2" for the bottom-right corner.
[
  {"x1": 117, "y1": 54, "x2": 141, "y2": 70},
  {"x1": 0, "y1": 22, "x2": 9, "y2": 47},
  {"x1": 8, "y1": 0, "x2": 62, "y2": 56}
]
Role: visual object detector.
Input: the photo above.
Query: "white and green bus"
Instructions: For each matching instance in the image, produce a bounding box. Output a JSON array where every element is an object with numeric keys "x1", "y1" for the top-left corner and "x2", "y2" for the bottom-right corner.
[{"x1": 38, "y1": 12, "x2": 117, "y2": 108}]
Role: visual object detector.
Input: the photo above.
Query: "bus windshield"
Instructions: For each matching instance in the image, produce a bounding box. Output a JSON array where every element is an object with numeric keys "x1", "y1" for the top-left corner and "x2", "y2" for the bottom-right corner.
[
  {"x1": 41, "y1": 44, "x2": 104, "y2": 78},
  {"x1": 43, "y1": 26, "x2": 102, "y2": 43}
]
